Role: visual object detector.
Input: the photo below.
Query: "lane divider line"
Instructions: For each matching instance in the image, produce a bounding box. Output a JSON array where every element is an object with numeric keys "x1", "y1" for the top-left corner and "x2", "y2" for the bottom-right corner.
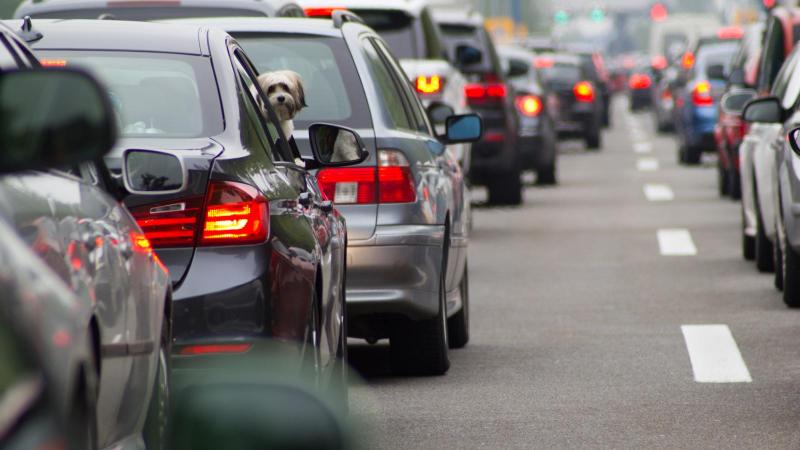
[
  {"x1": 644, "y1": 184, "x2": 674, "y2": 202},
  {"x1": 657, "y1": 228, "x2": 697, "y2": 255},
  {"x1": 681, "y1": 325, "x2": 752, "y2": 383},
  {"x1": 634, "y1": 142, "x2": 653, "y2": 154},
  {"x1": 637, "y1": 158, "x2": 659, "y2": 172}
]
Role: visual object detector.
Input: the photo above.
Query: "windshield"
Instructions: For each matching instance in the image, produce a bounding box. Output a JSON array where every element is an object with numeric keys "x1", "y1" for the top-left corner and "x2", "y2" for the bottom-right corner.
[
  {"x1": 235, "y1": 34, "x2": 372, "y2": 129},
  {"x1": 37, "y1": 50, "x2": 223, "y2": 138}
]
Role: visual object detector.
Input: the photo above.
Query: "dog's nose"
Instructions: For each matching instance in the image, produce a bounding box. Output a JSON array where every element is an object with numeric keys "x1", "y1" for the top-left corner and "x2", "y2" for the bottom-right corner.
[{"x1": 276, "y1": 95, "x2": 286, "y2": 103}]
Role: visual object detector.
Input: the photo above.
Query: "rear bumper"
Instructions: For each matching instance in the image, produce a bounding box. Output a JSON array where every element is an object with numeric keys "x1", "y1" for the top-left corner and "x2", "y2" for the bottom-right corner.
[
  {"x1": 469, "y1": 128, "x2": 518, "y2": 181},
  {"x1": 346, "y1": 225, "x2": 445, "y2": 329}
]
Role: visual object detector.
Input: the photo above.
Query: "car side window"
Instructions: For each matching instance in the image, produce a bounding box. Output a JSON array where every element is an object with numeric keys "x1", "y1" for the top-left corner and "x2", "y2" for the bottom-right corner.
[
  {"x1": 772, "y1": 47, "x2": 800, "y2": 106},
  {"x1": 758, "y1": 18, "x2": 784, "y2": 92},
  {"x1": 370, "y1": 38, "x2": 433, "y2": 135},
  {"x1": 360, "y1": 36, "x2": 414, "y2": 131}
]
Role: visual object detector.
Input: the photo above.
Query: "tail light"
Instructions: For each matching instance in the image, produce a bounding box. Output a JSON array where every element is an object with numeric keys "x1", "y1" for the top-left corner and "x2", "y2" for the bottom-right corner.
[
  {"x1": 514, "y1": 95, "x2": 543, "y2": 117},
  {"x1": 651, "y1": 55, "x2": 667, "y2": 71},
  {"x1": 303, "y1": 6, "x2": 344, "y2": 17},
  {"x1": 681, "y1": 52, "x2": 695, "y2": 70},
  {"x1": 661, "y1": 88, "x2": 672, "y2": 100},
  {"x1": 317, "y1": 150, "x2": 416, "y2": 205},
  {"x1": 416, "y1": 75, "x2": 443, "y2": 94},
  {"x1": 717, "y1": 26, "x2": 743, "y2": 40},
  {"x1": 534, "y1": 57, "x2": 554, "y2": 69},
  {"x1": 131, "y1": 180, "x2": 269, "y2": 249},
  {"x1": 692, "y1": 81, "x2": 713, "y2": 106},
  {"x1": 464, "y1": 83, "x2": 507, "y2": 103},
  {"x1": 179, "y1": 343, "x2": 253, "y2": 356},
  {"x1": 573, "y1": 81, "x2": 595, "y2": 103},
  {"x1": 628, "y1": 73, "x2": 652, "y2": 90}
]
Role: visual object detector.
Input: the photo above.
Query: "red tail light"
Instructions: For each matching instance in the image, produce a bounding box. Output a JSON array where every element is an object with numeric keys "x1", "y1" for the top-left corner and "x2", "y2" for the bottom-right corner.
[
  {"x1": 464, "y1": 83, "x2": 507, "y2": 102},
  {"x1": 416, "y1": 75, "x2": 443, "y2": 94},
  {"x1": 534, "y1": 57, "x2": 554, "y2": 69},
  {"x1": 131, "y1": 180, "x2": 268, "y2": 248},
  {"x1": 303, "y1": 6, "x2": 345, "y2": 17},
  {"x1": 514, "y1": 95, "x2": 543, "y2": 117},
  {"x1": 629, "y1": 73, "x2": 652, "y2": 90},
  {"x1": 573, "y1": 81, "x2": 595, "y2": 102},
  {"x1": 316, "y1": 150, "x2": 416, "y2": 205},
  {"x1": 717, "y1": 26, "x2": 743, "y2": 40},
  {"x1": 692, "y1": 81, "x2": 713, "y2": 106},
  {"x1": 651, "y1": 55, "x2": 667, "y2": 70},
  {"x1": 681, "y1": 52, "x2": 695, "y2": 70},
  {"x1": 179, "y1": 343, "x2": 253, "y2": 356},
  {"x1": 661, "y1": 88, "x2": 672, "y2": 100}
]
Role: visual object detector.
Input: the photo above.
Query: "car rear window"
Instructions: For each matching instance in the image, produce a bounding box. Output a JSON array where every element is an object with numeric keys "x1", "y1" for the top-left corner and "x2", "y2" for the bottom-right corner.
[
  {"x1": 349, "y1": 9, "x2": 416, "y2": 59},
  {"x1": 37, "y1": 50, "x2": 224, "y2": 138},
  {"x1": 234, "y1": 34, "x2": 372, "y2": 129},
  {"x1": 539, "y1": 63, "x2": 581, "y2": 83},
  {"x1": 696, "y1": 41, "x2": 739, "y2": 78},
  {"x1": 25, "y1": 7, "x2": 265, "y2": 19},
  {"x1": 439, "y1": 22, "x2": 499, "y2": 76}
]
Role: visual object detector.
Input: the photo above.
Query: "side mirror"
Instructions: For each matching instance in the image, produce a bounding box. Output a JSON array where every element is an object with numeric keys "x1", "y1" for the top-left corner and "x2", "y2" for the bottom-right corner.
[
  {"x1": 122, "y1": 149, "x2": 186, "y2": 195},
  {"x1": 308, "y1": 123, "x2": 368, "y2": 167},
  {"x1": 442, "y1": 114, "x2": 483, "y2": 144},
  {"x1": 0, "y1": 68, "x2": 115, "y2": 174},
  {"x1": 789, "y1": 127, "x2": 800, "y2": 156},
  {"x1": 426, "y1": 102, "x2": 455, "y2": 125},
  {"x1": 728, "y1": 67, "x2": 745, "y2": 86},
  {"x1": 742, "y1": 96, "x2": 783, "y2": 124},
  {"x1": 455, "y1": 44, "x2": 482, "y2": 67},
  {"x1": 720, "y1": 89, "x2": 756, "y2": 114},
  {"x1": 706, "y1": 64, "x2": 726, "y2": 81},
  {"x1": 507, "y1": 59, "x2": 530, "y2": 78}
]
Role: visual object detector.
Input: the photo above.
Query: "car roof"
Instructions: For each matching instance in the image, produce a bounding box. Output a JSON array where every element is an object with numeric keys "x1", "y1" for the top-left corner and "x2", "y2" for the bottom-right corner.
[
  {"x1": 4, "y1": 19, "x2": 208, "y2": 55},
  {"x1": 12, "y1": 0, "x2": 305, "y2": 18},
  {"x1": 298, "y1": 0, "x2": 427, "y2": 15},
  {"x1": 431, "y1": 8, "x2": 483, "y2": 25},
  {"x1": 160, "y1": 16, "x2": 346, "y2": 38}
]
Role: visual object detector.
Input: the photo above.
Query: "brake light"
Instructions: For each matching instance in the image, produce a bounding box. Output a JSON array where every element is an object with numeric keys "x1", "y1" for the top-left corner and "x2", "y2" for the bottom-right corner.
[
  {"x1": 130, "y1": 197, "x2": 204, "y2": 248},
  {"x1": 692, "y1": 81, "x2": 713, "y2": 106},
  {"x1": 464, "y1": 83, "x2": 507, "y2": 101},
  {"x1": 514, "y1": 95, "x2": 542, "y2": 117},
  {"x1": 651, "y1": 55, "x2": 667, "y2": 70},
  {"x1": 201, "y1": 181, "x2": 269, "y2": 245},
  {"x1": 573, "y1": 81, "x2": 595, "y2": 102},
  {"x1": 661, "y1": 89, "x2": 672, "y2": 100},
  {"x1": 416, "y1": 75, "x2": 442, "y2": 94},
  {"x1": 179, "y1": 343, "x2": 253, "y2": 356},
  {"x1": 717, "y1": 26, "x2": 743, "y2": 40},
  {"x1": 534, "y1": 57, "x2": 554, "y2": 69},
  {"x1": 316, "y1": 150, "x2": 415, "y2": 205},
  {"x1": 629, "y1": 73, "x2": 652, "y2": 90},
  {"x1": 303, "y1": 6, "x2": 345, "y2": 17},
  {"x1": 681, "y1": 52, "x2": 695, "y2": 70}
]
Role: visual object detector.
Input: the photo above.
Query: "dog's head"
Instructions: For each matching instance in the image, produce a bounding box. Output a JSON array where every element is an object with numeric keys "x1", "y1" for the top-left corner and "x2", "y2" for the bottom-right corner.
[{"x1": 256, "y1": 70, "x2": 307, "y2": 122}]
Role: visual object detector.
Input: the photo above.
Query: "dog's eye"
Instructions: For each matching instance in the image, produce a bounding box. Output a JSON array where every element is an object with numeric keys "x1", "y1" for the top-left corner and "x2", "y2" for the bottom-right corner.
[
  {"x1": 279, "y1": 83, "x2": 289, "y2": 92},
  {"x1": 267, "y1": 86, "x2": 276, "y2": 94}
]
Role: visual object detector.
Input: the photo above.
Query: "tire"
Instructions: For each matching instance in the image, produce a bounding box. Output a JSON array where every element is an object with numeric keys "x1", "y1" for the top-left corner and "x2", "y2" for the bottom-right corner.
[
  {"x1": 68, "y1": 369, "x2": 97, "y2": 450},
  {"x1": 536, "y1": 165, "x2": 557, "y2": 185},
  {"x1": 602, "y1": 103, "x2": 611, "y2": 127},
  {"x1": 390, "y1": 251, "x2": 450, "y2": 376},
  {"x1": 447, "y1": 260, "x2": 469, "y2": 349},
  {"x1": 488, "y1": 171, "x2": 522, "y2": 206},
  {"x1": 585, "y1": 125, "x2": 601, "y2": 150},
  {"x1": 742, "y1": 207, "x2": 755, "y2": 260},
  {"x1": 774, "y1": 219, "x2": 784, "y2": 291},
  {"x1": 782, "y1": 227, "x2": 800, "y2": 308},
  {"x1": 754, "y1": 179, "x2": 774, "y2": 272},
  {"x1": 718, "y1": 161, "x2": 729, "y2": 197},
  {"x1": 144, "y1": 314, "x2": 171, "y2": 450},
  {"x1": 728, "y1": 166, "x2": 741, "y2": 200},
  {"x1": 684, "y1": 144, "x2": 701, "y2": 165}
]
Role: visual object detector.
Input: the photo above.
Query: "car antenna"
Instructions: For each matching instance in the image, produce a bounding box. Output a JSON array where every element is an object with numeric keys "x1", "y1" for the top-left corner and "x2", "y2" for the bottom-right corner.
[{"x1": 17, "y1": 16, "x2": 43, "y2": 43}]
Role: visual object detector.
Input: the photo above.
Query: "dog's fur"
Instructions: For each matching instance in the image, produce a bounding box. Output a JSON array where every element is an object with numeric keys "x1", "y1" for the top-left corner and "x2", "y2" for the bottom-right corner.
[{"x1": 257, "y1": 70, "x2": 307, "y2": 139}]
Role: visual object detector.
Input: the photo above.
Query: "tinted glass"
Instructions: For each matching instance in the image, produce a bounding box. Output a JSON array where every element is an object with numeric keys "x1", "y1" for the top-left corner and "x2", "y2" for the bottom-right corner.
[
  {"x1": 351, "y1": 9, "x2": 416, "y2": 59},
  {"x1": 372, "y1": 38, "x2": 431, "y2": 134},
  {"x1": 126, "y1": 151, "x2": 183, "y2": 192},
  {"x1": 361, "y1": 37, "x2": 413, "y2": 130},
  {"x1": 758, "y1": 17, "x2": 784, "y2": 92},
  {"x1": 539, "y1": 63, "x2": 581, "y2": 83},
  {"x1": 38, "y1": 50, "x2": 223, "y2": 138},
  {"x1": 235, "y1": 34, "x2": 372, "y2": 129},
  {"x1": 695, "y1": 41, "x2": 738, "y2": 79},
  {"x1": 440, "y1": 23, "x2": 500, "y2": 76},
  {"x1": 27, "y1": 7, "x2": 265, "y2": 19}
]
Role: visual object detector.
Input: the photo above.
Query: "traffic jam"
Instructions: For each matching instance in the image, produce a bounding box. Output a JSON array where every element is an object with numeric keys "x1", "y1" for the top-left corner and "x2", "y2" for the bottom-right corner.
[{"x1": 2, "y1": 0, "x2": 799, "y2": 448}]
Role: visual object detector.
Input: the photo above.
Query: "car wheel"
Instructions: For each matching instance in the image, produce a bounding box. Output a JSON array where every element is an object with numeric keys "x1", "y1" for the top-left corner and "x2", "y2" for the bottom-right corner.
[
  {"x1": 782, "y1": 226, "x2": 800, "y2": 307},
  {"x1": 728, "y1": 166, "x2": 741, "y2": 200},
  {"x1": 144, "y1": 313, "x2": 171, "y2": 450},
  {"x1": 447, "y1": 259, "x2": 469, "y2": 349},
  {"x1": 742, "y1": 209, "x2": 755, "y2": 261},
  {"x1": 536, "y1": 164, "x2": 557, "y2": 185},
  {"x1": 774, "y1": 218, "x2": 784, "y2": 291},
  {"x1": 585, "y1": 125, "x2": 601, "y2": 150},
  {"x1": 488, "y1": 171, "x2": 523, "y2": 206},
  {"x1": 68, "y1": 368, "x2": 97, "y2": 450},
  {"x1": 718, "y1": 161, "x2": 729, "y2": 197},
  {"x1": 390, "y1": 254, "x2": 450, "y2": 376},
  {"x1": 754, "y1": 179, "x2": 774, "y2": 272},
  {"x1": 684, "y1": 144, "x2": 701, "y2": 165}
]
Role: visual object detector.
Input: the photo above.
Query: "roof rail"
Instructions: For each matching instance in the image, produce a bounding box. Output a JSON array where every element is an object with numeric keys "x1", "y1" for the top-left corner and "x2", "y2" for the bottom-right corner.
[{"x1": 332, "y1": 10, "x2": 364, "y2": 28}]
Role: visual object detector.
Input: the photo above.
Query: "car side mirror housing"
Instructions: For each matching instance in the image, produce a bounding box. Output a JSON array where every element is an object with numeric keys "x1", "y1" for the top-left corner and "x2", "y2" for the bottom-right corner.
[
  {"x1": 442, "y1": 114, "x2": 483, "y2": 144},
  {"x1": 0, "y1": 68, "x2": 116, "y2": 174},
  {"x1": 706, "y1": 64, "x2": 726, "y2": 81},
  {"x1": 507, "y1": 59, "x2": 530, "y2": 78},
  {"x1": 720, "y1": 89, "x2": 756, "y2": 114},
  {"x1": 426, "y1": 102, "x2": 455, "y2": 125},
  {"x1": 742, "y1": 96, "x2": 783, "y2": 124},
  {"x1": 455, "y1": 44, "x2": 482, "y2": 67},
  {"x1": 308, "y1": 123, "x2": 369, "y2": 167},
  {"x1": 122, "y1": 149, "x2": 187, "y2": 195}
]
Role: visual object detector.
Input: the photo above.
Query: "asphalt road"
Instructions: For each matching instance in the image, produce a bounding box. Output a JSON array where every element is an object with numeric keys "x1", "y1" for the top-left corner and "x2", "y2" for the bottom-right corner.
[{"x1": 346, "y1": 97, "x2": 800, "y2": 449}]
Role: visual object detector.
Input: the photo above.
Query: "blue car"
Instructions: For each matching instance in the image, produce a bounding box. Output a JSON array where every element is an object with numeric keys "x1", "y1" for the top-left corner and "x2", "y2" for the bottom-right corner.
[{"x1": 674, "y1": 35, "x2": 740, "y2": 164}]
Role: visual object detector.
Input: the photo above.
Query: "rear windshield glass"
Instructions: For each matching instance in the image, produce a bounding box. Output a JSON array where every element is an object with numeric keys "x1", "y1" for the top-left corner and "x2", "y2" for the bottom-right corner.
[
  {"x1": 539, "y1": 63, "x2": 581, "y2": 83},
  {"x1": 350, "y1": 9, "x2": 416, "y2": 59},
  {"x1": 26, "y1": 7, "x2": 266, "y2": 19},
  {"x1": 235, "y1": 34, "x2": 372, "y2": 129},
  {"x1": 696, "y1": 41, "x2": 739, "y2": 78},
  {"x1": 439, "y1": 23, "x2": 497, "y2": 75},
  {"x1": 37, "y1": 50, "x2": 223, "y2": 138}
]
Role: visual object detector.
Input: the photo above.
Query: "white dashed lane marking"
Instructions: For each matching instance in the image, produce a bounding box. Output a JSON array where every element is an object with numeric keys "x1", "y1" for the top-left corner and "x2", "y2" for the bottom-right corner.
[
  {"x1": 681, "y1": 325, "x2": 752, "y2": 383},
  {"x1": 643, "y1": 184, "x2": 674, "y2": 202},
  {"x1": 657, "y1": 228, "x2": 697, "y2": 255},
  {"x1": 634, "y1": 142, "x2": 653, "y2": 154},
  {"x1": 637, "y1": 158, "x2": 659, "y2": 171}
]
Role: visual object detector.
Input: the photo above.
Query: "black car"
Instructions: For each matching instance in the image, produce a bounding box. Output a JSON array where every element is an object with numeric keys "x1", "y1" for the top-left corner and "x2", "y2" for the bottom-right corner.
[
  {"x1": 434, "y1": 9, "x2": 523, "y2": 205},
  {"x1": 14, "y1": 0, "x2": 305, "y2": 19},
  {"x1": 498, "y1": 44, "x2": 559, "y2": 185},
  {"x1": 24, "y1": 19, "x2": 365, "y2": 398},
  {"x1": 535, "y1": 53, "x2": 604, "y2": 150}
]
